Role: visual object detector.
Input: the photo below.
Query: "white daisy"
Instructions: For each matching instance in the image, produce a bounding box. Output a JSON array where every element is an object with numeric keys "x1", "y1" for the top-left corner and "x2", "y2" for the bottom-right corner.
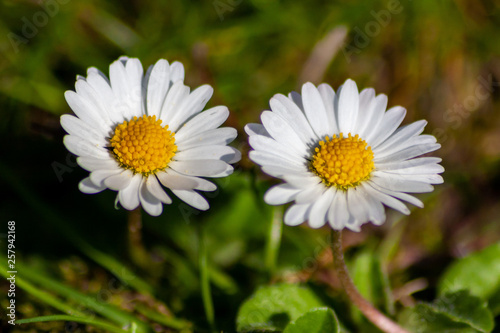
[
  {"x1": 245, "y1": 79, "x2": 444, "y2": 231},
  {"x1": 61, "y1": 56, "x2": 240, "y2": 216}
]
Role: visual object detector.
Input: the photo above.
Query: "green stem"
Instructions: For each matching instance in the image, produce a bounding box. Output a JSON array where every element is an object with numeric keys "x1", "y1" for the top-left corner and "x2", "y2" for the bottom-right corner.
[
  {"x1": 127, "y1": 207, "x2": 150, "y2": 269},
  {"x1": 264, "y1": 206, "x2": 283, "y2": 275},
  {"x1": 17, "y1": 315, "x2": 126, "y2": 333},
  {"x1": 199, "y1": 225, "x2": 215, "y2": 331},
  {"x1": 330, "y1": 230, "x2": 410, "y2": 333}
]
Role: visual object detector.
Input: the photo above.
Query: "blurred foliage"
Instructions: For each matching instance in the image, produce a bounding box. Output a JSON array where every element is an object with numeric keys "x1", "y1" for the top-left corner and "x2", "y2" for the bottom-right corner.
[{"x1": 1, "y1": 0, "x2": 500, "y2": 332}]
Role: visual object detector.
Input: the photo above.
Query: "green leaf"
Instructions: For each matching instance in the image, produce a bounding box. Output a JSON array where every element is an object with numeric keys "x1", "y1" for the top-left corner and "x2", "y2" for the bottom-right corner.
[
  {"x1": 486, "y1": 288, "x2": 500, "y2": 316},
  {"x1": 283, "y1": 308, "x2": 340, "y2": 333},
  {"x1": 399, "y1": 290, "x2": 494, "y2": 333},
  {"x1": 236, "y1": 284, "x2": 324, "y2": 332},
  {"x1": 438, "y1": 242, "x2": 500, "y2": 300},
  {"x1": 351, "y1": 250, "x2": 394, "y2": 319}
]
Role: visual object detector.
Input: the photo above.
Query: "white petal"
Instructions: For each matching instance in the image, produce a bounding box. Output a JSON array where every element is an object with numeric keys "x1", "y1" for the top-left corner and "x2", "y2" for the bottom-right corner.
[
  {"x1": 368, "y1": 181, "x2": 423, "y2": 208},
  {"x1": 368, "y1": 106, "x2": 406, "y2": 148},
  {"x1": 139, "y1": 179, "x2": 163, "y2": 216},
  {"x1": 346, "y1": 187, "x2": 368, "y2": 226},
  {"x1": 364, "y1": 181, "x2": 410, "y2": 215},
  {"x1": 124, "y1": 58, "x2": 144, "y2": 116},
  {"x1": 87, "y1": 67, "x2": 110, "y2": 83},
  {"x1": 169, "y1": 160, "x2": 232, "y2": 177},
  {"x1": 171, "y1": 189, "x2": 209, "y2": 210},
  {"x1": 308, "y1": 188, "x2": 335, "y2": 228},
  {"x1": 373, "y1": 171, "x2": 443, "y2": 184},
  {"x1": 338, "y1": 79, "x2": 359, "y2": 134},
  {"x1": 249, "y1": 151, "x2": 306, "y2": 170},
  {"x1": 371, "y1": 172, "x2": 434, "y2": 193},
  {"x1": 359, "y1": 94, "x2": 388, "y2": 140},
  {"x1": 283, "y1": 174, "x2": 321, "y2": 188},
  {"x1": 353, "y1": 88, "x2": 375, "y2": 135},
  {"x1": 159, "y1": 81, "x2": 190, "y2": 125},
  {"x1": 376, "y1": 157, "x2": 442, "y2": 171},
  {"x1": 77, "y1": 156, "x2": 119, "y2": 172},
  {"x1": 146, "y1": 175, "x2": 172, "y2": 204},
  {"x1": 264, "y1": 184, "x2": 300, "y2": 205},
  {"x1": 249, "y1": 135, "x2": 306, "y2": 164},
  {"x1": 175, "y1": 106, "x2": 229, "y2": 142},
  {"x1": 64, "y1": 91, "x2": 109, "y2": 134},
  {"x1": 60, "y1": 114, "x2": 106, "y2": 145},
  {"x1": 288, "y1": 91, "x2": 304, "y2": 111},
  {"x1": 373, "y1": 120, "x2": 427, "y2": 155},
  {"x1": 74, "y1": 80, "x2": 112, "y2": 126},
  {"x1": 169, "y1": 61, "x2": 185, "y2": 82},
  {"x1": 175, "y1": 145, "x2": 240, "y2": 164},
  {"x1": 118, "y1": 173, "x2": 142, "y2": 210},
  {"x1": 109, "y1": 60, "x2": 137, "y2": 120},
  {"x1": 359, "y1": 184, "x2": 386, "y2": 225},
  {"x1": 176, "y1": 127, "x2": 237, "y2": 151},
  {"x1": 163, "y1": 169, "x2": 217, "y2": 191},
  {"x1": 284, "y1": 203, "x2": 311, "y2": 226},
  {"x1": 86, "y1": 72, "x2": 122, "y2": 124},
  {"x1": 295, "y1": 183, "x2": 326, "y2": 204},
  {"x1": 90, "y1": 168, "x2": 122, "y2": 186},
  {"x1": 156, "y1": 170, "x2": 199, "y2": 190},
  {"x1": 381, "y1": 164, "x2": 444, "y2": 176},
  {"x1": 317, "y1": 83, "x2": 339, "y2": 135},
  {"x1": 374, "y1": 143, "x2": 441, "y2": 164},
  {"x1": 301, "y1": 82, "x2": 331, "y2": 139},
  {"x1": 79, "y1": 177, "x2": 106, "y2": 194},
  {"x1": 142, "y1": 65, "x2": 153, "y2": 112},
  {"x1": 261, "y1": 111, "x2": 309, "y2": 157},
  {"x1": 244, "y1": 123, "x2": 269, "y2": 137},
  {"x1": 168, "y1": 85, "x2": 213, "y2": 132},
  {"x1": 261, "y1": 165, "x2": 306, "y2": 178},
  {"x1": 270, "y1": 94, "x2": 317, "y2": 145},
  {"x1": 328, "y1": 190, "x2": 353, "y2": 230},
  {"x1": 104, "y1": 169, "x2": 134, "y2": 191},
  {"x1": 376, "y1": 135, "x2": 438, "y2": 161},
  {"x1": 146, "y1": 59, "x2": 171, "y2": 117},
  {"x1": 63, "y1": 135, "x2": 109, "y2": 159}
]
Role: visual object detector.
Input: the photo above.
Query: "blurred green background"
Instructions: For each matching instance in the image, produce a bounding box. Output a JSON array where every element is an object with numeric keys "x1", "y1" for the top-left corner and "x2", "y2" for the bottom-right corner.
[{"x1": 1, "y1": 0, "x2": 500, "y2": 332}]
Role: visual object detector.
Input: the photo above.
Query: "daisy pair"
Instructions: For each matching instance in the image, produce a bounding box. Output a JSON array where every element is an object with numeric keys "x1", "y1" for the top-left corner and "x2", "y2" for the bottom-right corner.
[
  {"x1": 61, "y1": 57, "x2": 240, "y2": 216},
  {"x1": 62, "y1": 57, "x2": 443, "y2": 231}
]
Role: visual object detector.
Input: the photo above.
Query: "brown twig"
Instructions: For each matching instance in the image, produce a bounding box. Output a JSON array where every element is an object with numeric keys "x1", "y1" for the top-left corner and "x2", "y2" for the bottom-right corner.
[{"x1": 331, "y1": 229, "x2": 410, "y2": 333}]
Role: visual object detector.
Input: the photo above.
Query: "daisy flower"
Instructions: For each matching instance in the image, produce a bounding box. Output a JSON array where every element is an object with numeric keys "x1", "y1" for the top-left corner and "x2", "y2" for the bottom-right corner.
[
  {"x1": 61, "y1": 57, "x2": 240, "y2": 216},
  {"x1": 245, "y1": 79, "x2": 443, "y2": 231}
]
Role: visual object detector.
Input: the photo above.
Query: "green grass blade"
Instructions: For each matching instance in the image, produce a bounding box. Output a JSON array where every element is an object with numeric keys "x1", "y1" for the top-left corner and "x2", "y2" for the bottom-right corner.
[
  {"x1": 17, "y1": 315, "x2": 127, "y2": 333},
  {"x1": 15, "y1": 264, "x2": 150, "y2": 333}
]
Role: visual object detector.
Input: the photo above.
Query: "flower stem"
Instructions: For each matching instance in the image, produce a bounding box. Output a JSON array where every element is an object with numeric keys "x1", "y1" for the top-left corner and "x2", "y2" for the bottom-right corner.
[
  {"x1": 198, "y1": 225, "x2": 216, "y2": 332},
  {"x1": 264, "y1": 206, "x2": 283, "y2": 275},
  {"x1": 330, "y1": 230, "x2": 409, "y2": 333},
  {"x1": 127, "y1": 207, "x2": 149, "y2": 269}
]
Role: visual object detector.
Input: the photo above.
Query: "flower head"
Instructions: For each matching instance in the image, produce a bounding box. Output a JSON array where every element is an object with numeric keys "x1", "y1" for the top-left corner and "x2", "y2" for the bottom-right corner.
[
  {"x1": 61, "y1": 57, "x2": 240, "y2": 216},
  {"x1": 246, "y1": 79, "x2": 443, "y2": 231}
]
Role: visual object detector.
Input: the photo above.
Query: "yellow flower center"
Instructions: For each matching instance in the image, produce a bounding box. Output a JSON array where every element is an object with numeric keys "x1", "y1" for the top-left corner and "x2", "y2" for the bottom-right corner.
[
  {"x1": 311, "y1": 133, "x2": 374, "y2": 190},
  {"x1": 110, "y1": 115, "x2": 177, "y2": 175}
]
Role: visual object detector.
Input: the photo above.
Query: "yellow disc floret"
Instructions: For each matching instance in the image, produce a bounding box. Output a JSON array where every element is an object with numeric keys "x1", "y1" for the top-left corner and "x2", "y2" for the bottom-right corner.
[
  {"x1": 110, "y1": 115, "x2": 177, "y2": 175},
  {"x1": 311, "y1": 133, "x2": 374, "y2": 190}
]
